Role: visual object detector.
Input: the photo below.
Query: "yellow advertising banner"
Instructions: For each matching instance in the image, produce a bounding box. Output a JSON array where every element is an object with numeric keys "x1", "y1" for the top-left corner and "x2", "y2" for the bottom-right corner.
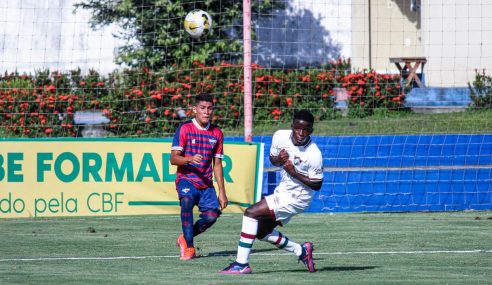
[{"x1": 0, "y1": 139, "x2": 263, "y2": 218}]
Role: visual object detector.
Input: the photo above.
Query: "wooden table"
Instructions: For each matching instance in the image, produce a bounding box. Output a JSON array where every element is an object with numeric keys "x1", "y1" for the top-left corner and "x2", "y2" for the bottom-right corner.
[{"x1": 389, "y1": 57, "x2": 427, "y2": 87}]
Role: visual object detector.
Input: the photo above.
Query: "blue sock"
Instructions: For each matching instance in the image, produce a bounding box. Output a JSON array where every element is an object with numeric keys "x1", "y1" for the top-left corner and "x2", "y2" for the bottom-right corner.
[
  {"x1": 180, "y1": 196, "x2": 195, "y2": 247},
  {"x1": 193, "y1": 210, "x2": 219, "y2": 236}
]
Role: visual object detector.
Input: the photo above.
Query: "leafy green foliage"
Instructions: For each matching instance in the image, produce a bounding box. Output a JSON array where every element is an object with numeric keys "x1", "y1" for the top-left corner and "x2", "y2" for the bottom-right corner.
[{"x1": 469, "y1": 69, "x2": 492, "y2": 109}]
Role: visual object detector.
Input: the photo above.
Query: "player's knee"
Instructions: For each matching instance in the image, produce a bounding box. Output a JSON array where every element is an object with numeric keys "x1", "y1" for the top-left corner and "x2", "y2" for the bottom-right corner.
[
  {"x1": 180, "y1": 196, "x2": 194, "y2": 210},
  {"x1": 204, "y1": 210, "x2": 220, "y2": 223},
  {"x1": 199, "y1": 210, "x2": 220, "y2": 231},
  {"x1": 205, "y1": 215, "x2": 218, "y2": 226},
  {"x1": 244, "y1": 207, "x2": 256, "y2": 218}
]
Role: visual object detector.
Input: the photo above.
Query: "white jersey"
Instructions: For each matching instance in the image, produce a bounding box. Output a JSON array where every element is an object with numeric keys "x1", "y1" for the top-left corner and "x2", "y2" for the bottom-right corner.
[{"x1": 270, "y1": 129, "x2": 323, "y2": 207}]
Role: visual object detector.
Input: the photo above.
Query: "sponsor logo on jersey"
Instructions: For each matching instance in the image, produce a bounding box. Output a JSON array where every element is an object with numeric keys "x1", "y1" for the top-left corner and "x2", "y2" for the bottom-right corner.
[{"x1": 293, "y1": 156, "x2": 303, "y2": 165}]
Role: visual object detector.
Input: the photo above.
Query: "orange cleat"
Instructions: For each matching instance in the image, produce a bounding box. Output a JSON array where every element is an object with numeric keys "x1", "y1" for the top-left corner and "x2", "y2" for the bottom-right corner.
[
  {"x1": 177, "y1": 234, "x2": 196, "y2": 260},
  {"x1": 176, "y1": 234, "x2": 187, "y2": 257},
  {"x1": 180, "y1": 246, "x2": 196, "y2": 260}
]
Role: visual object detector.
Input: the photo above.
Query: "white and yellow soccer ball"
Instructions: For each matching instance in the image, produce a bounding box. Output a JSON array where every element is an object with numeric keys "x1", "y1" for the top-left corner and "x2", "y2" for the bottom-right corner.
[{"x1": 184, "y1": 9, "x2": 212, "y2": 39}]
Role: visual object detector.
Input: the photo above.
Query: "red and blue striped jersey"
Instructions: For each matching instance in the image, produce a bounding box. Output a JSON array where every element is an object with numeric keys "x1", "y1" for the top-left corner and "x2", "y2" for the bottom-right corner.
[{"x1": 171, "y1": 119, "x2": 224, "y2": 189}]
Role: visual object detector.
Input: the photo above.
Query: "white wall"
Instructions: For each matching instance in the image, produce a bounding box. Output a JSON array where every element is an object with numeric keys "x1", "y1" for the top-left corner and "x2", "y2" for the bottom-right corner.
[
  {"x1": 422, "y1": 0, "x2": 492, "y2": 87},
  {"x1": 351, "y1": 0, "x2": 423, "y2": 73},
  {"x1": 0, "y1": 0, "x2": 121, "y2": 74}
]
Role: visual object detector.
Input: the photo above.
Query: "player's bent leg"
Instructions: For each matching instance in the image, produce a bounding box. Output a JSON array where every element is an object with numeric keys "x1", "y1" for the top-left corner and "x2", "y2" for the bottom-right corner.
[
  {"x1": 193, "y1": 209, "x2": 220, "y2": 236},
  {"x1": 262, "y1": 190, "x2": 314, "y2": 271},
  {"x1": 256, "y1": 217, "x2": 279, "y2": 240},
  {"x1": 259, "y1": 229, "x2": 298, "y2": 252}
]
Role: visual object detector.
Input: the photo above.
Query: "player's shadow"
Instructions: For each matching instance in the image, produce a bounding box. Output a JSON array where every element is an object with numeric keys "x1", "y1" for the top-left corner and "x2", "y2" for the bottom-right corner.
[
  {"x1": 259, "y1": 265, "x2": 378, "y2": 274},
  {"x1": 317, "y1": 265, "x2": 378, "y2": 272}
]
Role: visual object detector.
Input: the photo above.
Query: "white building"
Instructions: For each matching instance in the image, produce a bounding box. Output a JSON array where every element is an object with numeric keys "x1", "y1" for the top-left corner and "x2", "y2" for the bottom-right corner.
[{"x1": 351, "y1": 0, "x2": 492, "y2": 87}]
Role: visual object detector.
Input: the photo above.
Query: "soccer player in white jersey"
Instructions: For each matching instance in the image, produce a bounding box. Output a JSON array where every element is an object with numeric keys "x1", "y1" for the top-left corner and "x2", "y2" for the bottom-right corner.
[{"x1": 220, "y1": 110, "x2": 323, "y2": 274}]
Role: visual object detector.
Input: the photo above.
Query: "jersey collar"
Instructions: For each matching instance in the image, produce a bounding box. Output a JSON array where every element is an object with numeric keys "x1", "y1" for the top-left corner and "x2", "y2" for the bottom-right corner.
[{"x1": 192, "y1": 118, "x2": 210, "y2": 130}]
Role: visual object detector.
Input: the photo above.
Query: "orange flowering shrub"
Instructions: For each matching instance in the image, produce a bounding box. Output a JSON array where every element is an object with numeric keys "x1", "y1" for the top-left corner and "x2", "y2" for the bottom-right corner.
[
  {"x1": 0, "y1": 59, "x2": 403, "y2": 137},
  {"x1": 341, "y1": 71, "x2": 405, "y2": 117}
]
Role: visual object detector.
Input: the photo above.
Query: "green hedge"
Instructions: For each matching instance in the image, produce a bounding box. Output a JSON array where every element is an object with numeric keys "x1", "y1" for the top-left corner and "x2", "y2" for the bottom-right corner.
[
  {"x1": 0, "y1": 60, "x2": 404, "y2": 137},
  {"x1": 469, "y1": 69, "x2": 492, "y2": 109}
]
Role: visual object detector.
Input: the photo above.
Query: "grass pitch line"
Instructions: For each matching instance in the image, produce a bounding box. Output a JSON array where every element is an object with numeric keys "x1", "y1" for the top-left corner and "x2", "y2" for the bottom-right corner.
[
  {"x1": 0, "y1": 255, "x2": 179, "y2": 262},
  {"x1": 1, "y1": 249, "x2": 490, "y2": 262},
  {"x1": 314, "y1": 249, "x2": 492, "y2": 255}
]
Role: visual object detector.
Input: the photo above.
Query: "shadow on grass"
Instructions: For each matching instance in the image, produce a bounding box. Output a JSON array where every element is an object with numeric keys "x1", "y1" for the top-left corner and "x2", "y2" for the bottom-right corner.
[
  {"x1": 258, "y1": 266, "x2": 378, "y2": 274},
  {"x1": 318, "y1": 265, "x2": 378, "y2": 272},
  {"x1": 204, "y1": 249, "x2": 378, "y2": 273}
]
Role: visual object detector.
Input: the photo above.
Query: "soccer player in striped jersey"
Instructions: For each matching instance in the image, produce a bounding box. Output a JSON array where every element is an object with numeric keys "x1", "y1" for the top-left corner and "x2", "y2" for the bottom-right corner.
[
  {"x1": 220, "y1": 110, "x2": 323, "y2": 274},
  {"x1": 171, "y1": 93, "x2": 228, "y2": 260}
]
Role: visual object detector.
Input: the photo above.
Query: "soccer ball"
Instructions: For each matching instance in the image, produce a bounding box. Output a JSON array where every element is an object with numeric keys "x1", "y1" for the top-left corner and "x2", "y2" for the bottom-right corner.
[{"x1": 184, "y1": 9, "x2": 212, "y2": 39}]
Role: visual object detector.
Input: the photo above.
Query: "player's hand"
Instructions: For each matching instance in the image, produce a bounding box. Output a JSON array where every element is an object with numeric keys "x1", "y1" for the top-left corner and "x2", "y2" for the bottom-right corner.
[
  {"x1": 282, "y1": 159, "x2": 296, "y2": 175},
  {"x1": 189, "y1": 154, "x2": 203, "y2": 164},
  {"x1": 218, "y1": 192, "x2": 228, "y2": 210},
  {"x1": 278, "y1": 149, "x2": 289, "y2": 164}
]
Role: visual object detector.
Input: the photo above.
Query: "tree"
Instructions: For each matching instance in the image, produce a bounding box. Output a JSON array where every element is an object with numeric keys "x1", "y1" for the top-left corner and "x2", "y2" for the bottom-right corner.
[{"x1": 74, "y1": 0, "x2": 282, "y2": 69}]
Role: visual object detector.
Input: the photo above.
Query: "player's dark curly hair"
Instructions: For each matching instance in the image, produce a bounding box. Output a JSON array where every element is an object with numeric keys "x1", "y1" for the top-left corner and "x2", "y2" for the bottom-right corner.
[
  {"x1": 196, "y1": 93, "x2": 214, "y2": 104},
  {"x1": 293, "y1": 109, "x2": 314, "y2": 124}
]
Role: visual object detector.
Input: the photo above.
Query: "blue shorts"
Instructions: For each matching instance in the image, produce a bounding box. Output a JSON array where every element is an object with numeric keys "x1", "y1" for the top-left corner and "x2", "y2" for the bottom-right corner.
[{"x1": 177, "y1": 179, "x2": 220, "y2": 212}]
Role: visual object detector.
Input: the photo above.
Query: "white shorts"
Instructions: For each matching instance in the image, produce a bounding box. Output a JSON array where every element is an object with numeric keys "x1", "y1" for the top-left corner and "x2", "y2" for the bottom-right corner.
[{"x1": 264, "y1": 191, "x2": 309, "y2": 225}]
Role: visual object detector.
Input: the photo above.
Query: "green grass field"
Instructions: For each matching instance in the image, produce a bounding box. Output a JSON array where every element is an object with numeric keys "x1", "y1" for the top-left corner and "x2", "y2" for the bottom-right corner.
[{"x1": 1, "y1": 212, "x2": 491, "y2": 285}]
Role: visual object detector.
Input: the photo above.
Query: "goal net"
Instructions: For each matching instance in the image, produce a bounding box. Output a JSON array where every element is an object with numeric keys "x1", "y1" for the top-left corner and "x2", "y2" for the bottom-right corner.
[{"x1": 0, "y1": 0, "x2": 491, "y2": 212}]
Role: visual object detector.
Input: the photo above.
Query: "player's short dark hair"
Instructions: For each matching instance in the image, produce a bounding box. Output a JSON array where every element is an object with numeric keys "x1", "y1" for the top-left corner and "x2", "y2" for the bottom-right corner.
[
  {"x1": 293, "y1": 109, "x2": 314, "y2": 124},
  {"x1": 196, "y1": 93, "x2": 214, "y2": 104}
]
